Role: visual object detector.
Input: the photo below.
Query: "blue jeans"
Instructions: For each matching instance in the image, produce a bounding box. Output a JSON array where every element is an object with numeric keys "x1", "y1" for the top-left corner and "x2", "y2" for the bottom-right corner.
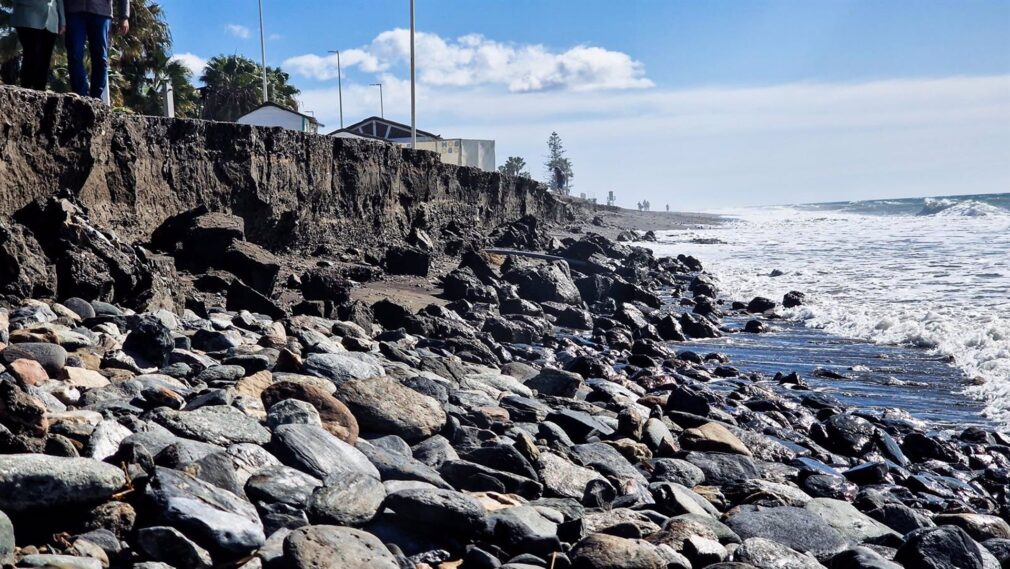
[{"x1": 65, "y1": 12, "x2": 111, "y2": 98}]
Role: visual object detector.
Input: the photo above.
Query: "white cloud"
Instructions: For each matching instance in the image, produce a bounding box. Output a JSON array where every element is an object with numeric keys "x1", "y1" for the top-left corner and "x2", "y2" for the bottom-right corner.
[
  {"x1": 297, "y1": 75, "x2": 1010, "y2": 208},
  {"x1": 269, "y1": 33, "x2": 283, "y2": 41},
  {"x1": 225, "y1": 24, "x2": 251, "y2": 39},
  {"x1": 170, "y1": 52, "x2": 207, "y2": 77},
  {"x1": 284, "y1": 29, "x2": 652, "y2": 92}
]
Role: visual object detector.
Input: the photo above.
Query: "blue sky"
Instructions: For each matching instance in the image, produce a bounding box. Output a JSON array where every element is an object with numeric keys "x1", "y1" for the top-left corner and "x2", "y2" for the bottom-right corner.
[{"x1": 163, "y1": 1, "x2": 1010, "y2": 209}]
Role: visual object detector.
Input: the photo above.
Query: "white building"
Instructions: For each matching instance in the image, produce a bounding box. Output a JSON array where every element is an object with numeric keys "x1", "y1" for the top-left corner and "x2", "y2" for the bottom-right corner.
[
  {"x1": 330, "y1": 117, "x2": 496, "y2": 172},
  {"x1": 236, "y1": 102, "x2": 322, "y2": 134}
]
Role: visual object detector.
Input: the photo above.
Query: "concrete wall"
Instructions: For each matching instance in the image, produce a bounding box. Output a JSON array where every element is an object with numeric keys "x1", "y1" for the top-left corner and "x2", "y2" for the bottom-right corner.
[
  {"x1": 237, "y1": 106, "x2": 319, "y2": 134},
  {"x1": 415, "y1": 139, "x2": 496, "y2": 172}
]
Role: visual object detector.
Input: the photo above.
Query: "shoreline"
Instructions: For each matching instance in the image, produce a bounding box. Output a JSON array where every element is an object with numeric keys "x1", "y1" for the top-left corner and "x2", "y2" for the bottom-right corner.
[{"x1": 0, "y1": 200, "x2": 1005, "y2": 568}]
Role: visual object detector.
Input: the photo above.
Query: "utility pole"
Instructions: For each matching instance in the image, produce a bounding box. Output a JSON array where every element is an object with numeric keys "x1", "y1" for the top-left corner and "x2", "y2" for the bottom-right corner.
[
  {"x1": 258, "y1": 0, "x2": 268, "y2": 103},
  {"x1": 327, "y1": 50, "x2": 344, "y2": 128},
  {"x1": 370, "y1": 83, "x2": 384, "y2": 118},
  {"x1": 410, "y1": 0, "x2": 416, "y2": 148}
]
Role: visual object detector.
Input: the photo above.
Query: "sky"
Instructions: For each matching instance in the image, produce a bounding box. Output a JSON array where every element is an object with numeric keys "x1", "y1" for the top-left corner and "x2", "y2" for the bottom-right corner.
[{"x1": 162, "y1": 0, "x2": 1010, "y2": 210}]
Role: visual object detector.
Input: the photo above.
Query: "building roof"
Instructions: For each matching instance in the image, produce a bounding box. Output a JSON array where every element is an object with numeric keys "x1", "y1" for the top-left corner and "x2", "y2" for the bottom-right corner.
[
  {"x1": 330, "y1": 116, "x2": 439, "y2": 140},
  {"x1": 239, "y1": 101, "x2": 323, "y2": 127}
]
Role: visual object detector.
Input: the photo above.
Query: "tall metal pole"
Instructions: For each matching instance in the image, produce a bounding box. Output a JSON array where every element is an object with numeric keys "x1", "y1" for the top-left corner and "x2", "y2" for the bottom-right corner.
[
  {"x1": 328, "y1": 50, "x2": 344, "y2": 128},
  {"x1": 258, "y1": 0, "x2": 268, "y2": 103},
  {"x1": 371, "y1": 83, "x2": 384, "y2": 118},
  {"x1": 410, "y1": 0, "x2": 416, "y2": 149}
]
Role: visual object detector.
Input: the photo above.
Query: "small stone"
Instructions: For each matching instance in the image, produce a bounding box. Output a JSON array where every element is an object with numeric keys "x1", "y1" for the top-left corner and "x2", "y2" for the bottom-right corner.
[
  {"x1": 8, "y1": 358, "x2": 48, "y2": 385},
  {"x1": 1, "y1": 342, "x2": 67, "y2": 375},
  {"x1": 682, "y1": 422, "x2": 753, "y2": 456},
  {"x1": 895, "y1": 525, "x2": 984, "y2": 569},
  {"x1": 271, "y1": 424, "x2": 380, "y2": 480},
  {"x1": 150, "y1": 405, "x2": 270, "y2": 446},
  {"x1": 385, "y1": 487, "x2": 489, "y2": 536},
  {"x1": 302, "y1": 352, "x2": 385, "y2": 386},
  {"x1": 569, "y1": 533, "x2": 666, "y2": 569}
]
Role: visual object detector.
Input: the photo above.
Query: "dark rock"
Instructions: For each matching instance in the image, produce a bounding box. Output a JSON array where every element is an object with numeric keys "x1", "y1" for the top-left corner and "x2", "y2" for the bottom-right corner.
[
  {"x1": 655, "y1": 314, "x2": 687, "y2": 341},
  {"x1": 679, "y1": 313, "x2": 721, "y2": 339},
  {"x1": 744, "y1": 320, "x2": 767, "y2": 333},
  {"x1": 385, "y1": 488, "x2": 489, "y2": 536},
  {"x1": 783, "y1": 291, "x2": 806, "y2": 308},
  {"x1": 0, "y1": 221, "x2": 56, "y2": 301},
  {"x1": 385, "y1": 245, "x2": 431, "y2": 277},
  {"x1": 219, "y1": 240, "x2": 281, "y2": 295},
  {"x1": 525, "y1": 368, "x2": 583, "y2": 398},
  {"x1": 818, "y1": 414, "x2": 876, "y2": 456},
  {"x1": 135, "y1": 526, "x2": 213, "y2": 569},
  {"x1": 300, "y1": 266, "x2": 353, "y2": 303},
  {"x1": 503, "y1": 261, "x2": 582, "y2": 305},
  {"x1": 747, "y1": 297, "x2": 776, "y2": 313},
  {"x1": 227, "y1": 279, "x2": 286, "y2": 320},
  {"x1": 123, "y1": 316, "x2": 174, "y2": 367},
  {"x1": 245, "y1": 464, "x2": 322, "y2": 508},
  {"x1": 683, "y1": 452, "x2": 760, "y2": 486},
  {"x1": 894, "y1": 525, "x2": 984, "y2": 569},
  {"x1": 261, "y1": 381, "x2": 359, "y2": 443}
]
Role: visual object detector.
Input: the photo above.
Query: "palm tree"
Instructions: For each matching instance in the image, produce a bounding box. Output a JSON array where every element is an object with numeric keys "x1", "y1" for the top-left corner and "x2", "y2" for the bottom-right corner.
[{"x1": 200, "y1": 54, "x2": 299, "y2": 122}]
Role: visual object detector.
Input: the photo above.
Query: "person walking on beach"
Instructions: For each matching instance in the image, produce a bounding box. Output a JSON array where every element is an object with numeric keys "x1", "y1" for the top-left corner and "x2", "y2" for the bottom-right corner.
[
  {"x1": 10, "y1": 0, "x2": 65, "y2": 91},
  {"x1": 64, "y1": 0, "x2": 130, "y2": 99}
]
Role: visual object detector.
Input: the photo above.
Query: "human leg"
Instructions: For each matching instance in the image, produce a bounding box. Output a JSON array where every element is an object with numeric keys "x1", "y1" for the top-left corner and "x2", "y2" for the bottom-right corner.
[
  {"x1": 65, "y1": 12, "x2": 89, "y2": 96},
  {"x1": 85, "y1": 14, "x2": 112, "y2": 99}
]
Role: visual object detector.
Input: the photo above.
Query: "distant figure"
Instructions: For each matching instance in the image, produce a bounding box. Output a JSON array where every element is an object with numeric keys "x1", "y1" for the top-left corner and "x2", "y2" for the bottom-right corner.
[
  {"x1": 11, "y1": 0, "x2": 65, "y2": 91},
  {"x1": 64, "y1": 0, "x2": 130, "y2": 99},
  {"x1": 666, "y1": 204, "x2": 670, "y2": 212}
]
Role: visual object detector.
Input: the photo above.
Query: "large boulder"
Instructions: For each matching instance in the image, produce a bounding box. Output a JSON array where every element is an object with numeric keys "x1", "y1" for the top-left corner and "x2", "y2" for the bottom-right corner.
[
  {"x1": 725, "y1": 506, "x2": 848, "y2": 556},
  {"x1": 503, "y1": 261, "x2": 582, "y2": 305},
  {"x1": 283, "y1": 525, "x2": 399, "y2": 569},
  {"x1": 333, "y1": 377, "x2": 446, "y2": 443},
  {"x1": 0, "y1": 455, "x2": 126, "y2": 513}
]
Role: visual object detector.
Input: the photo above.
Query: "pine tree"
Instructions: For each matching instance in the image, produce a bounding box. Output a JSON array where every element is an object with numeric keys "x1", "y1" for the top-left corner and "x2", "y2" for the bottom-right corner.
[{"x1": 545, "y1": 132, "x2": 574, "y2": 195}]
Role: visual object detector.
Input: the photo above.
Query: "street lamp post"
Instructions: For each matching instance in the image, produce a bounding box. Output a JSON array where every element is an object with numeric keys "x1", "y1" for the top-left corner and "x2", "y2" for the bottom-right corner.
[
  {"x1": 410, "y1": 0, "x2": 416, "y2": 149},
  {"x1": 370, "y1": 83, "x2": 384, "y2": 119},
  {"x1": 327, "y1": 50, "x2": 344, "y2": 129},
  {"x1": 257, "y1": 0, "x2": 268, "y2": 103}
]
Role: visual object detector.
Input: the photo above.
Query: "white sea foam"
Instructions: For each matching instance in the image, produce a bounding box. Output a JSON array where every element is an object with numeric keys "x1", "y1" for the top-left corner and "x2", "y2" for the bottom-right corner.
[{"x1": 650, "y1": 197, "x2": 1010, "y2": 422}]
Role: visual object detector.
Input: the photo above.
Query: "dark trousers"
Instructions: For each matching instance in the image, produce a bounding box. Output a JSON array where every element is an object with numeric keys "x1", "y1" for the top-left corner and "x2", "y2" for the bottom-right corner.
[
  {"x1": 15, "y1": 27, "x2": 57, "y2": 91},
  {"x1": 65, "y1": 12, "x2": 112, "y2": 98}
]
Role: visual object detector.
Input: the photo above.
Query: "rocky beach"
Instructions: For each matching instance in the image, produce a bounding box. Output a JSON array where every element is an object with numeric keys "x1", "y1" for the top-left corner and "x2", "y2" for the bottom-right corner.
[{"x1": 0, "y1": 87, "x2": 1009, "y2": 569}]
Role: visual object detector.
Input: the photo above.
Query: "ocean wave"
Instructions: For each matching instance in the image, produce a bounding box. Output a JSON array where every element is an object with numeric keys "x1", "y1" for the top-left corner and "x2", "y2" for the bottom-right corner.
[{"x1": 917, "y1": 198, "x2": 1008, "y2": 217}]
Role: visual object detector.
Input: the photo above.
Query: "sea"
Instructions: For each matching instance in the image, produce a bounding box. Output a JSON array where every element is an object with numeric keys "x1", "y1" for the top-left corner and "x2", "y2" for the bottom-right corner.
[{"x1": 648, "y1": 193, "x2": 1010, "y2": 427}]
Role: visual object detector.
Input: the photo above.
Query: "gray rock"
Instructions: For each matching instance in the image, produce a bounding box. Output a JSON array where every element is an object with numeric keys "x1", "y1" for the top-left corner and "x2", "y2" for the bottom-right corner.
[
  {"x1": 266, "y1": 399, "x2": 322, "y2": 429},
  {"x1": 145, "y1": 467, "x2": 265, "y2": 555},
  {"x1": 0, "y1": 454, "x2": 125, "y2": 513},
  {"x1": 650, "y1": 458, "x2": 705, "y2": 487},
  {"x1": 303, "y1": 352, "x2": 385, "y2": 386},
  {"x1": 149, "y1": 405, "x2": 270, "y2": 446},
  {"x1": 17, "y1": 554, "x2": 102, "y2": 569},
  {"x1": 307, "y1": 472, "x2": 386, "y2": 526},
  {"x1": 569, "y1": 533, "x2": 666, "y2": 569},
  {"x1": 333, "y1": 377, "x2": 446, "y2": 443},
  {"x1": 734, "y1": 537, "x2": 824, "y2": 569},
  {"x1": 490, "y1": 505, "x2": 561, "y2": 555},
  {"x1": 83, "y1": 420, "x2": 132, "y2": 461},
  {"x1": 136, "y1": 526, "x2": 213, "y2": 569},
  {"x1": 385, "y1": 488, "x2": 489, "y2": 536},
  {"x1": 538, "y1": 451, "x2": 606, "y2": 500},
  {"x1": 804, "y1": 498, "x2": 900, "y2": 544},
  {"x1": 0, "y1": 510, "x2": 12, "y2": 565},
  {"x1": 684, "y1": 452, "x2": 760, "y2": 486},
  {"x1": 245, "y1": 465, "x2": 322, "y2": 508},
  {"x1": 726, "y1": 506, "x2": 848, "y2": 556},
  {"x1": 271, "y1": 424, "x2": 380, "y2": 480},
  {"x1": 1, "y1": 342, "x2": 67, "y2": 375},
  {"x1": 829, "y1": 546, "x2": 902, "y2": 569},
  {"x1": 283, "y1": 525, "x2": 399, "y2": 569}
]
